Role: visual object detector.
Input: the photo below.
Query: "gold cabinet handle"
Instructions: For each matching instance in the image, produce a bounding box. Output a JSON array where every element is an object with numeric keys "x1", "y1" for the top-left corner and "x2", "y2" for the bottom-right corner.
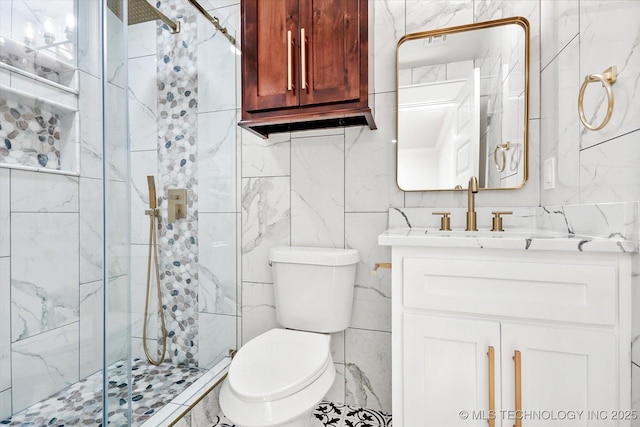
[
  {"x1": 578, "y1": 65, "x2": 616, "y2": 131},
  {"x1": 513, "y1": 350, "x2": 522, "y2": 427},
  {"x1": 301, "y1": 27, "x2": 307, "y2": 90},
  {"x1": 488, "y1": 346, "x2": 496, "y2": 427},
  {"x1": 287, "y1": 30, "x2": 293, "y2": 91}
]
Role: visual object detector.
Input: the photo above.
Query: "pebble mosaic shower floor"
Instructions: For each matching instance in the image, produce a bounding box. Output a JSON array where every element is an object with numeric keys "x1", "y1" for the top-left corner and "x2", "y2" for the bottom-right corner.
[
  {"x1": 212, "y1": 401, "x2": 393, "y2": 427},
  {"x1": 0, "y1": 358, "x2": 206, "y2": 426}
]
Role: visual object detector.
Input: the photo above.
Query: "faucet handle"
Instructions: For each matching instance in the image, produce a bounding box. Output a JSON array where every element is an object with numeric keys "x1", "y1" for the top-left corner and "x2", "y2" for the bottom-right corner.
[
  {"x1": 432, "y1": 212, "x2": 452, "y2": 231},
  {"x1": 491, "y1": 211, "x2": 513, "y2": 232}
]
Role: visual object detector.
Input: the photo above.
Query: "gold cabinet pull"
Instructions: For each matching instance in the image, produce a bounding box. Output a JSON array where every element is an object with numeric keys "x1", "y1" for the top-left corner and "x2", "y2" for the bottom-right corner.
[
  {"x1": 513, "y1": 350, "x2": 522, "y2": 427},
  {"x1": 578, "y1": 65, "x2": 616, "y2": 131},
  {"x1": 301, "y1": 27, "x2": 307, "y2": 90},
  {"x1": 488, "y1": 346, "x2": 496, "y2": 427},
  {"x1": 287, "y1": 30, "x2": 293, "y2": 91}
]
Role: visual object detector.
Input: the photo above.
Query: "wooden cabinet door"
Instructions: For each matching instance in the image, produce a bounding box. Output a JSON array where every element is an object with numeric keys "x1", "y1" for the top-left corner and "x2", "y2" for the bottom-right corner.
[
  {"x1": 298, "y1": 0, "x2": 362, "y2": 106},
  {"x1": 403, "y1": 313, "x2": 501, "y2": 427},
  {"x1": 242, "y1": 0, "x2": 300, "y2": 112},
  {"x1": 501, "y1": 323, "x2": 618, "y2": 427}
]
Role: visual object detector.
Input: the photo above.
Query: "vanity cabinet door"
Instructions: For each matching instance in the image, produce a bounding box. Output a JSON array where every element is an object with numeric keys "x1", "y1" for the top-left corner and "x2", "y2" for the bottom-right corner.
[
  {"x1": 403, "y1": 313, "x2": 501, "y2": 427},
  {"x1": 501, "y1": 323, "x2": 619, "y2": 426}
]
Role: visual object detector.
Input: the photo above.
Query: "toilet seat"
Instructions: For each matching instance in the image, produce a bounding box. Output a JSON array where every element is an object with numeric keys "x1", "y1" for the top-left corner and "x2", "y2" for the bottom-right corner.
[{"x1": 228, "y1": 328, "x2": 331, "y2": 402}]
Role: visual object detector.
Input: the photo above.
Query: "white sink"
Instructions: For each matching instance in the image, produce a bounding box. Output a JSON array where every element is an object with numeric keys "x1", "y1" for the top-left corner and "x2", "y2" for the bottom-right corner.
[{"x1": 422, "y1": 229, "x2": 556, "y2": 239}]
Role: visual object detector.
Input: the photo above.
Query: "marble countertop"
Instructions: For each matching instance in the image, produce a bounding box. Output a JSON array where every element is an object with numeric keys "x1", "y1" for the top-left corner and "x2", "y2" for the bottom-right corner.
[{"x1": 378, "y1": 227, "x2": 638, "y2": 253}]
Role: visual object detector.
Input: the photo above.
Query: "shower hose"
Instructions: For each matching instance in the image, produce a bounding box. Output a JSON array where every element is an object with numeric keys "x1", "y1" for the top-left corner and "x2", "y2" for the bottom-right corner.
[{"x1": 143, "y1": 206, "x2": 168, "y2": 365}]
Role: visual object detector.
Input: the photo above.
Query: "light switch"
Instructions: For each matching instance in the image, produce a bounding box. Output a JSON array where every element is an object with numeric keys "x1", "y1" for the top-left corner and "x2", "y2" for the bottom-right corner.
[{"x1": 543, "y1": 157, "x2": 556, "y2": 190}]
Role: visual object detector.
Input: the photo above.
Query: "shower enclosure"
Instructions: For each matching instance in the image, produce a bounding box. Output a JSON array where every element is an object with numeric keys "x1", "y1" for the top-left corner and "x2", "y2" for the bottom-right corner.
[{"x1": 0, "y1": 0, "x2": 240, "y2": 424}]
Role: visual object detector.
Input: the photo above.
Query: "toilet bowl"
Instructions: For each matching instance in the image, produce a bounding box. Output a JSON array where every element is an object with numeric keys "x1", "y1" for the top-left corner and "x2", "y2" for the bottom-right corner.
[
  {"x1": 220, "y1": 328, "x2": 334, "y2": 427},
  {"x1": 219, "y1": 246, "x2": 359, "y2": 427}
]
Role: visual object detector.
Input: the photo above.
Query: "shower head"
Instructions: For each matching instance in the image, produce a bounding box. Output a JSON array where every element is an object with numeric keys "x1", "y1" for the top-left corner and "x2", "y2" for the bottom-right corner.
[
  {"x1": 107, "y1": 0, "x2": 180, "y2": 33},
  {"x1": 147, "y1": 176, "x2": 157, "y2": 210}
]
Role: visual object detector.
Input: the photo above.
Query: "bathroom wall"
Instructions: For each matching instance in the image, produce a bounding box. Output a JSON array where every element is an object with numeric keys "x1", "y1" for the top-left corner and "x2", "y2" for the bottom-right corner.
[
  {"x1": 239, "y1": 0, "x2": 640, "y2": 414},
  {"x1": 0, "y1": 0, "x2": 105, "y2": 418}
]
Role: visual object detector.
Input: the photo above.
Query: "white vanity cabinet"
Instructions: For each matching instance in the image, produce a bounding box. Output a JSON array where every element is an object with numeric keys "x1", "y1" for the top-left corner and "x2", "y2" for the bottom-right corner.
[{"x1": 384, "y1": 243, "x2": 633, "y2": 427}]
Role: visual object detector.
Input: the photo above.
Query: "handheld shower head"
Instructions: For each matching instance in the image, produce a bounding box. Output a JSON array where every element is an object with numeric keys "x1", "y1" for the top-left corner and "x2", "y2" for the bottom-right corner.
[{"x1": 147, "y1": 176, "x2": 157, "y2": 210}]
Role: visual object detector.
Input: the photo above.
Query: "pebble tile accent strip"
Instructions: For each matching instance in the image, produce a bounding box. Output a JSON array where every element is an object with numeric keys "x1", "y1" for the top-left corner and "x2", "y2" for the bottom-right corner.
[
  {"x1": 213, "y1": 401, "x2": 393, "y2": 427},
  {"x1": 0, "y1": 358, "x2": 205, "y2": 426},
  {"x1": 0, "y1": 98, "x2": 62, "y2": 169},
  {"x1": 156, "y1": 0, "x2": 200, "y2": 367}
]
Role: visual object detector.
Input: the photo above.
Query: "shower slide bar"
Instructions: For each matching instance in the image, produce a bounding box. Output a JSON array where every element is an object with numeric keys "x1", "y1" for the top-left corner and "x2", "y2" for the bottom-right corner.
[{"x1": 186, "y1": 0, "x2": 238, "y2": 47}]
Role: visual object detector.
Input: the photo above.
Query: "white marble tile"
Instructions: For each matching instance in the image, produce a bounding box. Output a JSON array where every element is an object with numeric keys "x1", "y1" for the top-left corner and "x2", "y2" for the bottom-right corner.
[
  {"x1": 10, "y1": 169, "x2": 78, "y2": 212},
  {"x1": 0, "y1": 68, "x2": 9, "y2": 87},
  {"x1": 373, "y1": 0, "x2": 406, "y2": 94},
  {"x1": 633, "y1": 363, "x2": 640, "y2": 420},
  {"x1": 80, "y1": 279, "x2": 103, "y2": 378},
  {"x1": 190, "y1": 383, "x2": 222, "y2": 427},
  {"x1": 345, "y1": 92, "x2": 405, "y2": 212},
  {"x1": 345, "y1": 213, "x2": 391, "y2": 333},
  {"x1": 129, "y1": 55, "x2": 158, "y2": 152},
  {"x1": 540, "y1": 37, "x2": 580, "y2": 206},
  {"x1": 241, "y1": 129, "x2": 291, "y2": 178},
  {"x1": 199, "y1": 213, "x2": 237, "y2": 315},
  {"x1": 632, "y1": 254, "x2": 640, "y2": 365},
  {"x1": 12, "y1": 322, "x2": 80, "y2": 413},
  {"x1": 325, "y1": 362, "x2": 346, "y2": 404},
  {"x1": 11, "y1": 213, "x2": 79, "y2": 341},
  {"x1": 105, "y1": 82, "x2": 128, "y2": 182},
  {"x1": 80, "y1": 177, "x2": 103, "y2": 284},
  {"x1": 130, "y1": 244, "x2": 156, "y2": 343},
  {"x1": 536, "y1": 202, "x2": 639, "y2": 240},
  {"x1": 106, "y1": 7, "x2": 126, "y2": 89},
  {"x1": 0, "y1": 388, "x2": 10, "y2": 421},
  {"x1": 128, "y1": 21, "x2": 157, "y2": 59},
  {"x1": 579, "y1": 1, "x2": 640, "y2": 150},
  {"x1": 199, "y1": 312, "x2": 236, "y2": 370},
  {"x1": 406, "y1": 0, "x2": 473, "y2": 33},
  {"x1": 130, "y1": 151, "x2": 158, "y2": 245},
  {"x1": 241, "y1": 281, "x2": 279, "y2": 345},
  {"x1": 106, "y1": 180, "x2": 129, "y2": 278},
  {"x1": 540, "y1": 0, "x2": 579, "y2": 70},
  {"x1": 580, "y1": 130, "x2": 640, "y2": 204},
  {"x1": 105, "y1": 274, "x2": 130, "y2": 365},
  {"x1": 198, "y1": 110, "x2": 237, "y2": 213},
  {"x1": 79, "y1": 71, "x2": 104, "y2": 179},
  {"x1": 10, "y1": 73, "x2": 78, "y2": 110},
  {"x1": 0, "y1": 0, "x2": 10, "y2": 39},
  {"x1": 241, "y1": 177, "x2": 290, "y2": 283},
  {"x1": 291, "y1": 134, "x2": 345, "y2": 248},
  {"x1": 77, "y1": 0, "x2": 102, "y2": 77},
  {"x1": 344, "y1": 328, "x2": 392, "y2": 413},
  {"x1": 197, "y1": 9, "x2": 238, "y2": 113},
  {"x1": 0, "y1": 257, "x2": 9, "y2": 392},
  {"x1": 0, "y1": 169, "x2": 9, "y2": 257}
]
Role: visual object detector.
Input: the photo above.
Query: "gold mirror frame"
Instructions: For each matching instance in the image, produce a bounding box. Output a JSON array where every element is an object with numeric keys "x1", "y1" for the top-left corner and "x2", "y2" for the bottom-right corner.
[{"x1": 396, "y1": 16, "x2": 530, "y2": 192}]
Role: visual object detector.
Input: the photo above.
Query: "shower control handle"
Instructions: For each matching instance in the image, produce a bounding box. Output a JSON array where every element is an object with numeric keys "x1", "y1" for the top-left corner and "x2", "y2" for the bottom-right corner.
[{"x1": 168, "y1": 188, "x2": 187, "y2": 222}]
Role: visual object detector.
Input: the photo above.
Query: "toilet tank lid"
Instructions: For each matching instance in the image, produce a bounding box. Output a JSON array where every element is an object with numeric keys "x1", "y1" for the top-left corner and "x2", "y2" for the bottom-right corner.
[{"x1": 269, "y1": 246, "x2": 359, "y2": 266}]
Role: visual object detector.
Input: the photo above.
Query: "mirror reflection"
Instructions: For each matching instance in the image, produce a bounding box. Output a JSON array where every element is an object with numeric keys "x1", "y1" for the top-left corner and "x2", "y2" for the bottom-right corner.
[{"x1": 396, "y1": 17, "x2": 529, "y2": 191}]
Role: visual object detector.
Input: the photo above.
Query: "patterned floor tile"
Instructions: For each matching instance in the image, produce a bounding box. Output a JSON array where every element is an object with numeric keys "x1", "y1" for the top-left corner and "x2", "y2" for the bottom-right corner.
[{"x1": 213, "y1": 401, "x2": 392, "y2": 427}]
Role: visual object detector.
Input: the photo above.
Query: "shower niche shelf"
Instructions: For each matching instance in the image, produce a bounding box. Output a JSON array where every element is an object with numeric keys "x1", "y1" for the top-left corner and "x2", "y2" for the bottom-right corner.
[{"x1": 0, "y1": 35, "x2": 79, "y2": 174}]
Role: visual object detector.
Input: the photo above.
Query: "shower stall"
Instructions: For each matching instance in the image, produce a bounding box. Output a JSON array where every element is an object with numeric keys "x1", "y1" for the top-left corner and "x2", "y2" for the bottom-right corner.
[{"x1": 0, "y1": 0, "x2": 240, "y2": 424}]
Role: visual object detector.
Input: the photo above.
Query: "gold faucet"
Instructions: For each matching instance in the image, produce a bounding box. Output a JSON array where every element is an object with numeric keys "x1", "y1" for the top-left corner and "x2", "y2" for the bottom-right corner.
[{"x1": 466, "y1": 176, "x2": 479, "y2": 231}]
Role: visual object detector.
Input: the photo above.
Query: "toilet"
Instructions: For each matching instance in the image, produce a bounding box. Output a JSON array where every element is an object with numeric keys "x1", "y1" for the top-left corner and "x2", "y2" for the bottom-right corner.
[{"x1": 220, "y1": 246, "x2": 359, "y2": 427}]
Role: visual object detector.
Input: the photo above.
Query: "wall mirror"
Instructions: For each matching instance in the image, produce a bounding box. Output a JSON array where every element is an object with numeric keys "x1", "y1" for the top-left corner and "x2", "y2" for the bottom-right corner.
[{"x1": 396, "y1": 17, "x2": 529, "y2": 191}]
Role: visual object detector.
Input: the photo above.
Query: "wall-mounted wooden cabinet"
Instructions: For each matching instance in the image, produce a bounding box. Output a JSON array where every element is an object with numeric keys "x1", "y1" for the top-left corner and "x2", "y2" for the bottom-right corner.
[{"x1": 240, "y1": 0, "x2": 376, "y2": 138}]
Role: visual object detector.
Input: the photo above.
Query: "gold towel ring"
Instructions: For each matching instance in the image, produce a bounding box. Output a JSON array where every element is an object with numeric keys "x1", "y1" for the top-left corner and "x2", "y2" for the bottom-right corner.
[
  {"x1": 493, "y1": 142, "x2": 511, "y2": 172},
  {"x1": 578, "y1": 66, "x2": 617, "y2": 131}
]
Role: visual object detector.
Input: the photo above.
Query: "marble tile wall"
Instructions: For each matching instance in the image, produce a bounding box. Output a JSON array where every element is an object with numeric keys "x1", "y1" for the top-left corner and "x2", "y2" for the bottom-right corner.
[{"x1": 0, "y1": 0, "x2": 103, "y2": 419}]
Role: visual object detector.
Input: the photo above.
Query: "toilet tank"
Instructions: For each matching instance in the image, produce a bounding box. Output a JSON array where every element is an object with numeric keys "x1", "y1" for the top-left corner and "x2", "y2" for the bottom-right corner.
[{"x1": 269, "y1": 246, "x2": 359, "y2": 333}]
